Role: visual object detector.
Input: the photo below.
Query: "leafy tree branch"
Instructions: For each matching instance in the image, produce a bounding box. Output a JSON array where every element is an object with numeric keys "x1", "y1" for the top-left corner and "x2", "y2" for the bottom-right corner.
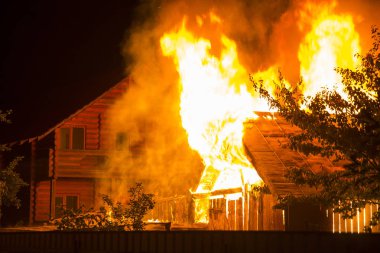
[{"x1": 250, "y1": 27, "x2": 380, "y2": 231}]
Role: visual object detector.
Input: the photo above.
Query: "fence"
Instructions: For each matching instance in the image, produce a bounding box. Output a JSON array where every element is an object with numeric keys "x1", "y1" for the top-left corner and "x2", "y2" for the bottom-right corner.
[{"x1": 0, "y1": 230, "x2": 379, "y2": 253}]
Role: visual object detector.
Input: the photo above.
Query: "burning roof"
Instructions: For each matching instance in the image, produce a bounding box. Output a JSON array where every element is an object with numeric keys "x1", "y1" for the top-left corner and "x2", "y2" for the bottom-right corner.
[{"x1": 243, "y1": 112, "x2": 340, "y2": 197}]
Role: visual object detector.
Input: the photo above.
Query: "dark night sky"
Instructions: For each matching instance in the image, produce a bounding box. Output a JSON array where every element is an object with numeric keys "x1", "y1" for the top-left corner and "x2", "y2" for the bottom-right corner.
[
  {"x1": 0, "y1": 1, "x2": 139, "y2": 142},
  {"x1": 1, "y1": 1, "x2": 378, "y2": 144}
]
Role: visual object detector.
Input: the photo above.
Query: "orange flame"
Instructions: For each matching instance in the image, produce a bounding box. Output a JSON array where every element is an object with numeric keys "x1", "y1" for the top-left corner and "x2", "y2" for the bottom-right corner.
[
  {"x1": 298, "y1": 1, "x2": 361, "y2": 99},
  {"x1": 158, "y1": 1, "x2": 363, "y2": 225},
  {"x1": 161, "y1": 17, "x2": 262, "y2": 223}
]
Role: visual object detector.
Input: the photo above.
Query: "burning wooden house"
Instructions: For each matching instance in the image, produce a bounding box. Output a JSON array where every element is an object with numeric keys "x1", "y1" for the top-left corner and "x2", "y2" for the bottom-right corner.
[
  {"x1": 2, "y1": 0, "x2": 379, "y2": 233},
  {"x1": 2, "y1": 78, "x2": 129, "y2": 224},
  {"x1": 2, "y1": 76, "x2": 378, "y2": 233}
]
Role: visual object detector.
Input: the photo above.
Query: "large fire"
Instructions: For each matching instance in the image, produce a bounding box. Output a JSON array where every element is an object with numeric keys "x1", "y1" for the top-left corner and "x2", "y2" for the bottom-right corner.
[
  {"x1": 159, "y1": 0, "x2": 361, "y2": 225},
  {"x1": 160, "y1": 18, "x2": 262, "y2": 223},
  {"x1": 103, "y1": 0, "x2": 374, "y2": 230},
  {"x1": 297, "y1": 1, "x2": 361, "y2": 99}
]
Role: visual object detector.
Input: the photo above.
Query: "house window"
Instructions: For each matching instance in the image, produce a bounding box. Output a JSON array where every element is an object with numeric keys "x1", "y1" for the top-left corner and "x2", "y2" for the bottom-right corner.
[
  {"x1": 115, "y1": 132, "x2": 128, "y2": 150},
  {"x1": 60, "y1": 128, "x2": 70, "y2": 149},
  {"x1": 60, "y1": 127, "x2": 85, "y2": 150},
  {"x1": 55, "y1": 196, "x2": 64, "y2": 218},
  {"x1": 55, "y1": 195, "x2": 79, "y2": 218},
  {"x1": 66, "y1": 196, "x2": 79, "y2": 210},
  {"x1": 72, "y1": 128, "x2": 85, "y2": 149}
]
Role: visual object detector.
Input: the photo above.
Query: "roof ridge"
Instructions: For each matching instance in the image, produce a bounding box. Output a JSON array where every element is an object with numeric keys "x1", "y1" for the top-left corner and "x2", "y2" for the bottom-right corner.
[{"x1": 7, "y1": 77, "x2": 130, "y2": 146}]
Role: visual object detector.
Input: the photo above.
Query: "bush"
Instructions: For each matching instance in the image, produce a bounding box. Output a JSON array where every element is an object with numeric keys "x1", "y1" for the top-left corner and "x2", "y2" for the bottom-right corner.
[{"x1": 53, "y1": 182, "x2": 155, "y2": 231}]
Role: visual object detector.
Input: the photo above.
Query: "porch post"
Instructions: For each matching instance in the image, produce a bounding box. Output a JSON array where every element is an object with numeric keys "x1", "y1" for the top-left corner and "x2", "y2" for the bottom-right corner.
[
  {"x1": 49, "y1": 148, "x2": 56, "y2": 219},
  {"x1": 29, "y1": 140, "x2": 37, "y2": 225}
]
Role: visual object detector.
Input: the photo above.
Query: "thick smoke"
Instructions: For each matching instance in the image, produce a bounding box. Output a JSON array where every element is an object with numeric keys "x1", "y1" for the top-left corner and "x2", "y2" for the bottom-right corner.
[
  {"x1": 99, "y1": 0, "x2": 379, "y2": 202},
  {"x1": 98, "y1": 0, "x2": 294, "y2": 201}
]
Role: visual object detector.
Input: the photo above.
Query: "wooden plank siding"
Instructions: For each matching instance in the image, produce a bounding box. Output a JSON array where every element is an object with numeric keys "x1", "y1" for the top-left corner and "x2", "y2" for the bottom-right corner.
[
  {"x1": 261, "y1": 194, "x2": 284, "y2": 231},
  {"x1": 33, "y1": 78, "x2": 130, "y2": 222},
  {"x1": 208, "y1": 193, "x2": 284, "y2": 231},
  {"x1": 53, "y1": 150, "x2": 109, "y2": 178},
  {"x1": 35, "y1": 179, "x2": 95, "y2": 221},
  {"x1": 53, "y1": 79, "x2": 129, "y2": 178},
  {"x1": 35, "y1": 181, "x2": 50, "y2": 222}
]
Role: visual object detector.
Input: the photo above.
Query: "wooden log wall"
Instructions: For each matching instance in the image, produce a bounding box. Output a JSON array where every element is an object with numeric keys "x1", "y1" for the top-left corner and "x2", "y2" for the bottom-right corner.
[
  {"x1": 35, "y1": 181, "x2": 50, "y2": 222},
  {"x1": 29, "y1": 140, "x2": 37, "y2": 225},
  {"x1": 53, "y1": 150, "x2": 110, "y2": 178},
  {"x1": 53, "y1": 79, "x2": 129, "y2": 178},
  {"x1": 35, "y1": 179, "x2": 95, "y2": 221}
]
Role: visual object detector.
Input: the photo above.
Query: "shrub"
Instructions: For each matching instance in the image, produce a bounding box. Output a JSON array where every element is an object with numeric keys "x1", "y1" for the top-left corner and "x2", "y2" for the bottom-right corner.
[{"x1": 53, "y1": 182, "x2": 155, "y2": 231}]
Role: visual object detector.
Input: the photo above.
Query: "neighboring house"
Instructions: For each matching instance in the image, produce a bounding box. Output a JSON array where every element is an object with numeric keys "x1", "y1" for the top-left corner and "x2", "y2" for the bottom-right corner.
[
  {"x1": 1, "y1": 78, "x2": 130, "y2": 225},
  {"x1": 1, "y1": 78, "x2": 378, "y2": 232}
]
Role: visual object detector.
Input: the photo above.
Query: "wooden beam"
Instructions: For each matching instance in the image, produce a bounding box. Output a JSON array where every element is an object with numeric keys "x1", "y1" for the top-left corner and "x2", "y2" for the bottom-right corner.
[
  {"x1": 49, "y1": 148, "x2": 56, "y2": 219},
  {"x1": 29, "y1": 140, "x2": 36, "y2": 225},
  {"x1": 211, "y1": 187, "x2": 242, "y2": 196}
]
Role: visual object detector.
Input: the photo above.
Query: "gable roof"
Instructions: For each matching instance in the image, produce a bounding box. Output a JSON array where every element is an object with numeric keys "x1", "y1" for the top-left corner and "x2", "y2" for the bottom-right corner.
[{"x1": 8, "y1": 77, "x2": 130, "y2": 147}]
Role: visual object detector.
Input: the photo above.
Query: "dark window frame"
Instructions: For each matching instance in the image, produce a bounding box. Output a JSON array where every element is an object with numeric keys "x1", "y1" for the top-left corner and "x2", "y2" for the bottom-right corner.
[
  {"x1": 54, "y1": 194, "x2": 79, "y2": 218},
  {"x1": 59, "y1": 126, "x2": 86, "y2": 150},
  {"x1": 115, "y1": 132, "x2": 129, "y2": 150}
]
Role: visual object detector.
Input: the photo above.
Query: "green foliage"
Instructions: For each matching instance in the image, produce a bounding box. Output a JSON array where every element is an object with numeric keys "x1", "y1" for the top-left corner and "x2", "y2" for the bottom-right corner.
[
  {"x1": 0, "y1": 110, "x2": 27, "y2": 222},
  {"x1": 124, "y1": 181, "x2": 156, "y2": 230},
  {"x1": 54, "y1": 182, "x2": 155, "y2": 231},
  {"x1": 0, "y1": 157, "x2": 27, "y2": 208},
  {"x1": 251, "y1": 27, "x2": 380, "y2": 231},
  {"x1": 0, "y1": 110, "x2": 12, "y2": 153},
  {"x1": 0, "y1": 109, "x2": 12, "y2": 124}
]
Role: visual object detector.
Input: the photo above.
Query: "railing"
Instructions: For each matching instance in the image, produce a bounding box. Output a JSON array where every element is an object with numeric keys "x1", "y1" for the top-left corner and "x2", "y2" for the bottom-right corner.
[{"x1": 0, "y1": 231, "x2": 379, "y2": 253}]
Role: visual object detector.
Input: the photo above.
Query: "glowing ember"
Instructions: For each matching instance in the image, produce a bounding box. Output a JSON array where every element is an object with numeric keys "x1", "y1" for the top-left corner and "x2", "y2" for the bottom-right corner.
[{"x1": 160, "y1": 16, "x2": 263, "y2": 223}]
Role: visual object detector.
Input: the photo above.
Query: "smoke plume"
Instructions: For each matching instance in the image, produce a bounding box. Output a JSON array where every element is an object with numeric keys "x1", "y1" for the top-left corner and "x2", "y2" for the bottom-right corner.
[{"x1": 98, "y1": 0, "x2": 379, "y2": 202}]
